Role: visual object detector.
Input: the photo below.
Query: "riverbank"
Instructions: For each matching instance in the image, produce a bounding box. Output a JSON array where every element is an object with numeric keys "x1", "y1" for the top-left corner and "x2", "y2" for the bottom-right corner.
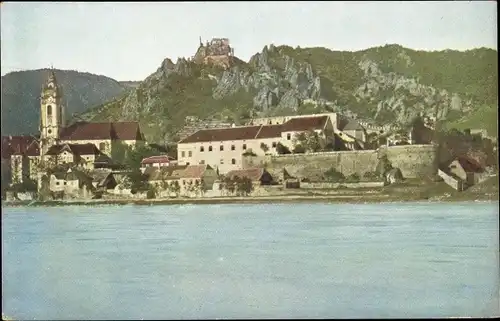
[{"x1": 2, "y1": 177, "x2": 498, "y2": 208}]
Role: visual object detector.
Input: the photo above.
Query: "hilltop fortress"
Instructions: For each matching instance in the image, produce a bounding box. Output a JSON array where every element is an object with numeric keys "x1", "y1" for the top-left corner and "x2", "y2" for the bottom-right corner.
[{"x1": 193, "y1": 37, "x2": 236, "y2": 69}]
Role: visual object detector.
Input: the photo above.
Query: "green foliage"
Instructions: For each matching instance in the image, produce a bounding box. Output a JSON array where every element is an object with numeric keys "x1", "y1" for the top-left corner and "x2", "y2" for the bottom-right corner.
[
  {"x1": 293, "y1": 130, "x2": 326, "y2": 153},
  {"x1": 345, "y1": 173, "x2": 361, "y2": 183},
  {"x1": 443, "y1": 104, "x2": 498, "y2": 137},
  {"x1": 276, "y1": 143, "x2": 291, "y2": 155},
  {"x1": 376, "y1": 155, "x2": 393, "y2": 177},
  {"x1": 242, "y1": 150, "x2": 257, "y2": 156},
  {"x1": 363, "y1": 171, "x2": 379, "y2": 180},
  {"x1": 127, "y1": 168, "x2": 148, "y2": 194},
  {"x1": 324, "y1": 167, "x2": 345, "y2": 182},
  {"x1": 221, "y1": 175, "x2": 253, "y2": 196},
  {"x1": 146, "y1": 185, "x2": 157, "y2": 199},
  {"x1": 2, "y1": 69, "x2": 129, "y2": 136},
  {"x1": 260, "y1": 142, "x2": 269, "y2": 153},
  {"x1": 293, "y1": 144, "x2": 306, "y2": 154}
]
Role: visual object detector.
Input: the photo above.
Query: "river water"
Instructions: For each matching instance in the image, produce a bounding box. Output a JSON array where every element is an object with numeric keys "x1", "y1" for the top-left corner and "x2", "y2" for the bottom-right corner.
[{"x1": 2, "y1": 202, "x2": 499, "y2": 319}]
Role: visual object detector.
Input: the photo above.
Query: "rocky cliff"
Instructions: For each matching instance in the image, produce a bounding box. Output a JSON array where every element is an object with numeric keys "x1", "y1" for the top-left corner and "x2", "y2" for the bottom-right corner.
[{"x1": 78, "y1": 44, "x2": 497, "y2": 143}]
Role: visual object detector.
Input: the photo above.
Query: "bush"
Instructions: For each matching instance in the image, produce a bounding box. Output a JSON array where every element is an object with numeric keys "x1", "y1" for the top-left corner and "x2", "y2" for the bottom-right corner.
[
  {"x1": 363, "y1": 171, "x2": 378, "y2": 180},
  {"x1": 345, "y1": 173, "x2": 360, "y2": 183},
  {"x1": 276, "y1": 143, "x2": 291, "y2": 155},
  {"x1": 293, "y1": 144, "x2": 306, "y2": 154},
  {"x1": 324, "y1": 167, "x2": 345, "y2": 182},
  {"x1": 242, "y1": 150, "x2": 257, "y2": 156},
  {"x1": 146, "y1": 186, "x2": 156, "y2": 199}
]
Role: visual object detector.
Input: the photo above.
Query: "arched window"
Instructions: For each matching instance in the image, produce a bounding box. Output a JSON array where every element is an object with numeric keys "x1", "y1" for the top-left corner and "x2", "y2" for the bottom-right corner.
[
  {"x1": 231, "y1": 158, "x2": 236, "y2": 165},
  {"x1": 47, "y1": 105, "x2": 52, "y2": 116}
]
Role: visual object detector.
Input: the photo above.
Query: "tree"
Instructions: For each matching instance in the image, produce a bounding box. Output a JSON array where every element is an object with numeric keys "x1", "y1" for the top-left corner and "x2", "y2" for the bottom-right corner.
[
  {"x1": 276, "y1": 143, "x2": 291, "y2": 155},
  {"x1": 293, "y1": 130, "x2": 326, "y2": 153},
  {"x1": 236, "y1": 176, "x2": 253, "y2": 196},
  {"x1": 223, "y1": 176, "x2": 236, "y2": 195},
  {"x1": 375, "y1": 155, "x2": 393, "y2": 178},
  {"x1": 260, "y1": 142, "x2": 269, "y2": 153},
  {"x1": 293, "y1": 144, "x2": 306, "y2": 154},
  {"x1": 170, "y1": 180, "x2": 181, "y2": 197},
  {"x1": 324, "y1": 167, "x2": 345, "y2": 182}
]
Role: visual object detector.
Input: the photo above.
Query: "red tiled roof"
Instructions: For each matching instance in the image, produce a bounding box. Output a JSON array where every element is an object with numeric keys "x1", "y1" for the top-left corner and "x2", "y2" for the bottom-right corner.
[
  {"x1": 2, "y1": 135, "x2": 39, "y2": 158},
  {"x1": 141, "y1": 155, "x2": 175, "y2": 165},
  {"x1": 182, "y1": 164, "x2": 212, "y2": 178},
  {"x1": 255, "y1": 124, "x2": 283, "y2": 139},
  {"x1": 179, "y1": 126, "x2": 262, "y2": 144},
  {"x1": 455, "y1": 156, "x2": 484, "y2": 173},
  {"x1": 226, "y1": 168, "x2": 265, "y2": 181},
  {"x1": 145, "y1": 164, "x2": 212, "y2": 180},
  {"x1": 281, "y1": 116, "x2": 329, "y2": 132},
  {"x1": 59, "y1": 121, "x2": 142, "y2": 141}
]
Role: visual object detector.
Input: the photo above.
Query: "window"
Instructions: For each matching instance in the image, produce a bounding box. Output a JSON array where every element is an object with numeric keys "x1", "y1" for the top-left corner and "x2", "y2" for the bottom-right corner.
[
  {"x1": 209, "y1": 146, "x2": 213, "y2": 152},
  {"x1": 231, "y1": 145, "x2": 235, "y2": 151},
  {"x1": 450, "y1": 165, "x2": 457, "y2": 169},
  {"x1": 268, "y1": 120, "x2": 272, "y2": 124},
  {"x1": 99, "y1": 142, "x2": 106, "y2": 151},
  {"x1": 181, "y1": 151, "x2": 185, "y2": 157},
  {"x1": 64, "y1": 181, "x2": 67, "y2": 185},
  {"x1": 188, "y1": 151, "x2": 192, "y2": 157},
  {"x1": 220, "y1": 145, "x2": 224, "y2": 151},
  {"x1": 220, "y1": 159, "x2": 224, "y2": 164},
  {"x1": 200, "y1": 146, "x2": 204, "y2": 152},
  {"x1": 287, "y1": 133, "x2": 291, "y2": 140},
  {"x1": 56, "y1": 181, "x2": 60, "y2": 185},
  {"x1": 231, "y1": 158, "x2": 236, "y2": 165},
  {"x1": 186, "y1": 162, "x2": 190, "y2": 165},
  {"x1": 200, "y1": 160, "x2": 205, "y2": 164},
  {"x1": 272, "y1": 142, "x2": 277, "y2": 148},
  {"x1": 242, "y1": 144, "x2": 247, "y2": 150},
  {"x1": 47, "y1": 129, "x2": 52, "y2": 134},
  {"x1": 47, "y1": 105, "x2": 52, "y2": 116}
]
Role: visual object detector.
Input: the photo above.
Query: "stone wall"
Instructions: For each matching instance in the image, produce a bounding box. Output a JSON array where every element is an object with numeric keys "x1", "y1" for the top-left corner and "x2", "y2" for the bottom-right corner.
[{"x1": 243, "y1": 144, "x2": 438, "y2": 180}]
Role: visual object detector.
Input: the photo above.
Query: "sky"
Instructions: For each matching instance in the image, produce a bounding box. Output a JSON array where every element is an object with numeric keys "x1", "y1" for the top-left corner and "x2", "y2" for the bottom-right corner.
[{"x1": 1, "y1": 1, "x2": 497, "y2": 81}]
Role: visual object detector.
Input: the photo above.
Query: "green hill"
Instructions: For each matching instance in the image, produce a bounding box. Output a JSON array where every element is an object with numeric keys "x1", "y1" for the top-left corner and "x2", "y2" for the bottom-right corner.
[
  {"x1": 78, "y1": 44, "x2": 497, "y2": 143},
  {"x1": 1, "y1": 69, "x2": 132, "y2": 136}
]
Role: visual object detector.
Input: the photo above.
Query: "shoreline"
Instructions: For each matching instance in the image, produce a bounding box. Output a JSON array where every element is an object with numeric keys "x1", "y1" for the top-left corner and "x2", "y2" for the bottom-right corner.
[{"x1": 2, "y1": 193, "x2": 498, "y2": 207}]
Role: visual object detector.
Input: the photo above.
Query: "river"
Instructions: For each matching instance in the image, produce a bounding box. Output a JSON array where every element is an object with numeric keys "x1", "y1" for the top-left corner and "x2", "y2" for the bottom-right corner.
[{"x1": 2, "y1": 202, "x2": 499, "y2": 319}]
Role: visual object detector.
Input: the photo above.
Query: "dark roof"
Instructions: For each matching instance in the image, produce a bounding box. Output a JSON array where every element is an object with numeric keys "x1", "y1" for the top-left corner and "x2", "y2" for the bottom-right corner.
[
  {"x1": 255, "y1": 124, "x2": 282, "y2": 139},
  {"x1": 141, "y1": 155, "x2": 175, "y2": 165},
  {"x1": 46, "y1": 143, "x2": 100, "y2": 156},
  {"x1": 2, "y1": 135, "x2": 39, "y2": 158},
  {"x1": 281, "y1": 116, "x2": 329, "y2": 132},
  {"x1": 179, "y1": 116, "x2": 330, "y2": 144},
  {"x1": 179, "y1": 126, "x2": 262, "y2": 144},
  {"x1": 59, "y1": 121, "x2": 142, "y2": 141},
  {"x1": 226, "y1": 168, "x2": 267, "y2": 181},
  {"x1": 453, "y1": 157, "x2": 484, "y2": 173}
]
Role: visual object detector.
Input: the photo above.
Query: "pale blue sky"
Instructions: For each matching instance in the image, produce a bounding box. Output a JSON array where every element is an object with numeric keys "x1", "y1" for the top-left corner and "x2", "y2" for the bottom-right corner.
[{"x1": 1, "y1": 1, "x2": 497, "y2": 81}]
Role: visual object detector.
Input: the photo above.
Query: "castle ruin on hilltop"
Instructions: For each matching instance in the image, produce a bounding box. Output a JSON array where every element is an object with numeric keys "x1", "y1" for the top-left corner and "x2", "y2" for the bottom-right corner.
[{"x1": 193, "y1": 37, "x2": 235, "y2": 69}]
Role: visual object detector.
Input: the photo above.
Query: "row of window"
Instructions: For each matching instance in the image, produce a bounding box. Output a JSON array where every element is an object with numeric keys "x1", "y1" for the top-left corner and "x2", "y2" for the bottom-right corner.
[
  {"x1": 200, "y1": 144, "x2": 246, "y2": 152},
  {"x1": 199, "y1": 158, "x2": 237, "y2": 165}
]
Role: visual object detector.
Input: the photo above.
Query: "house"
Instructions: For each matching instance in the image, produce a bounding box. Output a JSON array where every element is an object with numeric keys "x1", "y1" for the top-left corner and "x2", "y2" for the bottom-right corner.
[
  {"x1": 341, "y1": 119, "x2": 366, "y2": 143},
  {"x1": 225, "y1": 168, "x2": 274, "y2": 186},
  {"x1": 91, "y1": 170, "x2": 118, "y2": 191},
  {"x1": 145, "y1": 164, "x2": 217, "y2": 197},
  {"x1": 446, "y1": 156, "x2": 485, "y2": 187},
  {"x1": 45, "y1": 143, "x2": 102, "y2": 170},
  {"x1": 48, "y1": 167, "x2": 95, "y2": 199},
  {"x1": 177, "y1": 115, "x2": 337, "y2": 174},
  {"x1": 140, "y1": 155, "x2": 177, "y2": 171}
]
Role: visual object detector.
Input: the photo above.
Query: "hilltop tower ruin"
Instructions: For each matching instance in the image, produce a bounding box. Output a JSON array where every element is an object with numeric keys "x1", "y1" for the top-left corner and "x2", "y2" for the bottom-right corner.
[{"x1": 193, "y1": 37, "x2": 235, "y2": 69}]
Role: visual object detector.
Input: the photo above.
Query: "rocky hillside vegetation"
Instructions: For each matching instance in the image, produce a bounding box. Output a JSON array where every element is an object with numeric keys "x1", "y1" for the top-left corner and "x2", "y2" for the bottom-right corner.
[
  {"x1": 1, "y1": 69, "x2": 132, "y2": 136},
  {"x1": 78, "y1": 44, "x2": 497, "y2": 143}
]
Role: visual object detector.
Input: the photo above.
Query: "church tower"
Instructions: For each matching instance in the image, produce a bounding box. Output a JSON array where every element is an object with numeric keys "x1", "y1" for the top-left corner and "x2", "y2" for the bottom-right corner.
[{"x1": 40, "y1": 69, "x2": 65, "y2": 154}]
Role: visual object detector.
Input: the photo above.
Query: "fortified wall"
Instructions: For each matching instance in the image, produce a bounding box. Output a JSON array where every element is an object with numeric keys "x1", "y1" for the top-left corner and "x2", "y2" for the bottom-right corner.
[{"x1": 242, "y1": 144, "x2": 438, "y2": 180}]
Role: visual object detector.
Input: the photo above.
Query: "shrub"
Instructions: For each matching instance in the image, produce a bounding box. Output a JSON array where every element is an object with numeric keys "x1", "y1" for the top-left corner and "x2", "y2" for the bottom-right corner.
[
  {"x1": 276, "y1": 143, "x2": 291, "y2": 155},
  {"x1": 146, "y1": 186, "x2": 157, "y2": 199},
  {"x1": 345, "y1": 173, "x2": 360, "y2": 183},
  {"x1": 260, "y1": 143, "x2": 269, "y2": 152},
  {"x1": 324, "y1": 167, "x2": 345, "y2": 182},
  {"x1": 363, "y1": 171, "x2": 378, "y2": 180},
  {"x1": 293, "y1": 144, "x2": 306, "y2": 154},
  {"x1": 242, "y1": 150, "x2": 257, "y2": 156}
]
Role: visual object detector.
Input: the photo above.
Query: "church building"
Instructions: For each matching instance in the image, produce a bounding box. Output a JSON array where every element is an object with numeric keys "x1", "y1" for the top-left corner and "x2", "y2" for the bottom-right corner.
[{"x1": 2, "y1": 69, "x2": 145, "y2": 188}]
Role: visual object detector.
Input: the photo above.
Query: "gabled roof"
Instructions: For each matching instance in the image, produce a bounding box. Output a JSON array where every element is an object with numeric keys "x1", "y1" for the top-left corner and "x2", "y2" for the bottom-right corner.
[
  {"x1": 46, "y1": 143, "x2": 100, "y2": 156},
  {"x1": 141, "y1": 155, "x2": 175, "y2": 165},
  {"x1": 146, "y1": 164, "x2": 212, "y2": 181},
  {"x1": 452, "y1": 156, "x2": 484, "y2": 173},
  {"x1": 226, "y1": 168, "x2": 267, "y2": 181},
  {"x1": 281, "y1": 116, "x2": 329, "y2": 132},
  {"x1": 2, "y1": 135, "x2": 39, "y2": 158},
  {"x1": 59, "y1": 121, "x2": 142, "y2": 141}
]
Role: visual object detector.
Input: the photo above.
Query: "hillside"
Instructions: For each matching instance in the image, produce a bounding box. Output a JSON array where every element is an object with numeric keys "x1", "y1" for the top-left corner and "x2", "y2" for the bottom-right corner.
[
  {"x1": 78, "y1": 44, "x2": 498, "y2": 143},
  {"x1": 1, "y1": 69, "x2": 131, "y2": 136}
]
